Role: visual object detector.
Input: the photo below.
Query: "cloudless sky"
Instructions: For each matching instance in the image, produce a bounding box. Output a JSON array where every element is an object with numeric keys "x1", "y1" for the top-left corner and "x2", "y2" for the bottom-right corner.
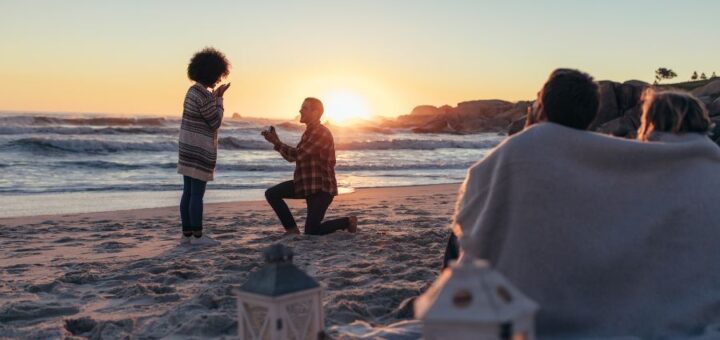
[{"x1": 1, "y1": 0, "x2": 718, "y2": 119}]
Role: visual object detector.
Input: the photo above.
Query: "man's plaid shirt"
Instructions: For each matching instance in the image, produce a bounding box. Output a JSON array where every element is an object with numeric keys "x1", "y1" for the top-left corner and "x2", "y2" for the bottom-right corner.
[{"x1": 274, "y1": 122, "x2": 338, "y2": 197}]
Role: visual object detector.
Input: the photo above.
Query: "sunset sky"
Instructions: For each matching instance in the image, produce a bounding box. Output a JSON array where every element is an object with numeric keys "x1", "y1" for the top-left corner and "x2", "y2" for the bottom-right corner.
[{"x1": 1, "y1": 0, "x2": 719, "y2": 120}]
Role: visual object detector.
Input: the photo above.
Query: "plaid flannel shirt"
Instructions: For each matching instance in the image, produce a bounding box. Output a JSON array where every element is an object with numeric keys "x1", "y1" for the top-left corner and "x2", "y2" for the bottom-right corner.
[{"x1": 274, "y1": 122, "x2": 338, "y2": 197}]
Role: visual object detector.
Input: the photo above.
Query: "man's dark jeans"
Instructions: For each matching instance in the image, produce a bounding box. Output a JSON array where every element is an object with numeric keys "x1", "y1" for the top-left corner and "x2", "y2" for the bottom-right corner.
[
  {"x1": 180, "y1": 175, "x2": 207, "y2": 231},
  {"x1": 265, "y1": 180, "x2": 349, "y2": 235}
]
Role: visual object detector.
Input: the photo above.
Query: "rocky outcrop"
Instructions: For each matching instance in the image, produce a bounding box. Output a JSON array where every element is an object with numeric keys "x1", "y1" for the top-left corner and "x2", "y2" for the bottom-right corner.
[
  {"x1": 709, "y1": 97, "x2": 720, "y2": 117},
  {"x1": 695, "y1": 81, "x2": 720, "y2": 117},
  {"x1": 691, "y1": 79, "x2": 720, "y2": 98},
  {"x1": 507, "y1": 115, "x2": 528, "y2": 136},
  {"x1": 388, "y1": 100, "x2": 529, "y2": 134},
  {"x1": 588, "y1": 80, "x2": 649, "y2": 137},
  {"x1": 385, "y1": 79, "x2": 720, "y2": 143},
  {"x1": 711, "y1": 117, "x2": 720, "y2": 143}
]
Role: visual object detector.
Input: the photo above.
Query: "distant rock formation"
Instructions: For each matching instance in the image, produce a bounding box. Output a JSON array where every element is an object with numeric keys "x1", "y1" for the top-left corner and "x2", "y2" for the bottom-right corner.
[
  {"x1": 384, "y1": 79, "x2": 720, "y2": 144},
  {"x1": 592, "y1": 80, "x2": 648, "y2": 138},
  {"x1": 231, "y1": 112, "x2": 242, "y2": 119},
  {"x1": 387, "y1": 100, "x2": 530, "y2": 134},
  {"x1": 692, "y1": 80, "x2": 720, "y2": 143}
]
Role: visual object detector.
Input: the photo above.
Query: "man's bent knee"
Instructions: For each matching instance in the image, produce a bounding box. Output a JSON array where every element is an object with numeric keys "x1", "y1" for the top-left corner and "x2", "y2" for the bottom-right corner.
[{"x1": 265, "y1": 188, "x2": 276, "y2": 202}]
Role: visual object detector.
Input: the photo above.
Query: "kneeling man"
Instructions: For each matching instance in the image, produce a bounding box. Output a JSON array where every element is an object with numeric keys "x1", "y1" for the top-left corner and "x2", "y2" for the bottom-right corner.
[{"x1": 262, "y1": 97, "x2": 358, "y2": 235}]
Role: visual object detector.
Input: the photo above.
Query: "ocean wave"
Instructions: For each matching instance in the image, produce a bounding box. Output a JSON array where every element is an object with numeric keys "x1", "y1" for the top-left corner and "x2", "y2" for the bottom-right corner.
[
  {"x1": 337, "y1": 139, "x2": 500, "y2": 150},
  {"x1": 218, "y1": 137, "x2": 273, "y2": 150},
  {"x1": 50, "y1": 160, "x2": 178, "y2": 170},
  {"x1": 0, "y1": 126, "x2": 180, "y2": 135},
  {"x1": 0, "y1": 115, "x2": 272, "y2": 129},
  {"x1": 0, "y1": 115, "x2": 175, "y2": 127},
  {"x1": 17, "y1": 160, "x2": 473, "y2": 173},
  {"x1": 0, "y1": 183, "x2": 269, "y2": 194},
  {"x1": 2, "y1": 136, "x2": 499, "y2": 154},
  {"x1": 6, "y1": 138, "x2": 177, "y2": 153},
  {"x1": 0, "y1": 125, "x2": 289, "y2": 136},
  {"x1": 221, "y1": 136, "x2": 499, "y2": 151}
]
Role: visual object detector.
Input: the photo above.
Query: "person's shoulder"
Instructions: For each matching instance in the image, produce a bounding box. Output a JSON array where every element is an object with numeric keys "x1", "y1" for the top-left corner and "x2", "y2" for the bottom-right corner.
[
  {"x1": 503, "y1": 122, "x2": 602, "y2": 151},
  {"x1": 481, "y1": 123, "x2": 552, "y2": 156},
  {"x1": 316, "y1": 123, "x2": 333, "y2": 137},
  {"x1": 466, "y1": 123, "x2": 566, "y2": 175},
  {"x1": 187, "y1": 83, "x2": 211, "y2": 99},
  {"x1": 506, "y1": 122, "x2": 566, "y2": 143}
]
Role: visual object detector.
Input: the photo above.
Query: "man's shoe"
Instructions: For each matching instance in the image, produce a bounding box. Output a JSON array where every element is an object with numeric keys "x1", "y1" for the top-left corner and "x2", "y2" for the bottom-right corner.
[
  {"x1": 283, "y1": 228, "x2": 301, "y2": 236},
  {"x1": 191, "y1": 234, "x2": 220, "y2": 246},
  {"x1": 347, "y1": 216, "x2": 358, "y2": 233}
]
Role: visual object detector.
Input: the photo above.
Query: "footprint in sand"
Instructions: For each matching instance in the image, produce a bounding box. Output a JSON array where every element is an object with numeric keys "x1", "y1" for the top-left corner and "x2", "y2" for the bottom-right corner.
[{"x1": 94, "y1": 241, "x2": 133, "y2": 253}]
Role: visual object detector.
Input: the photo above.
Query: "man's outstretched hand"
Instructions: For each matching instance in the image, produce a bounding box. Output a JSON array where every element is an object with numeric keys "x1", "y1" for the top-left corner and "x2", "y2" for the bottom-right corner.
[{"x1": 261, "y1": 128, "x2": 280, "y2": 146}]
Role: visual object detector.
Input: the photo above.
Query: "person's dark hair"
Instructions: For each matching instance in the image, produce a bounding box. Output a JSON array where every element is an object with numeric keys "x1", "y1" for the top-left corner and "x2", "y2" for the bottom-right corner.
[
  {"x1": 187, "y1": 47, "x2": 230, "y2": 88},
  {"x1": 538, "y1": 68, "x2": 599, "y2": 130},
  {"x1": 304, "y1": 97, "x2": 324, "y2": 116},
  {"x1": 637, "y1": 89, "x2": 711, "y2": 141}
]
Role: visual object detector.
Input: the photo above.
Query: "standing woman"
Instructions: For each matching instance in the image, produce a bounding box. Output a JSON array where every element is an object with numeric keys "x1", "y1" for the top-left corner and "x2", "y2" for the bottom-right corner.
[{"x1": 178, "y1": 47, "x2": 230, "y2": 246}]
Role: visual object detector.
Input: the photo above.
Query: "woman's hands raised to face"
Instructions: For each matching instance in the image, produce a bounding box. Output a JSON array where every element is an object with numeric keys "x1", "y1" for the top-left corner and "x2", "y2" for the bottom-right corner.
[{"x1": 213, "y1": 83, "x2": 231, "y2": 98}]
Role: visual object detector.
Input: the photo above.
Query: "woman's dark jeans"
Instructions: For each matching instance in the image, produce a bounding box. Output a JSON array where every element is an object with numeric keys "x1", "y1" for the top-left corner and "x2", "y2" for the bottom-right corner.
[
  {"x1": 265, "y1": 180, "x2": 349, "y2": 235},
  {"x1": 180, "y1": 175, "x2": 207, "y2": 231}
]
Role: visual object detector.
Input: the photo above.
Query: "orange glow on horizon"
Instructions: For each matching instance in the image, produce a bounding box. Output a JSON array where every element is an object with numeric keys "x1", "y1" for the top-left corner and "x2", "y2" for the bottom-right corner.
[{"x1": 321, "y1": 90, "x2": 371, "y2": 125}]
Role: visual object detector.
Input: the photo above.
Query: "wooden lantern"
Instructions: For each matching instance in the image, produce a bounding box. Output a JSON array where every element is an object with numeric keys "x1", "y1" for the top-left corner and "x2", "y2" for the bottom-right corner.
[
  {"x1": 236, "y1": 244, "x2": 324, "y2": 340},
  {"x1": 415, "y1": 239, "x2": 538, "y2": 340}
]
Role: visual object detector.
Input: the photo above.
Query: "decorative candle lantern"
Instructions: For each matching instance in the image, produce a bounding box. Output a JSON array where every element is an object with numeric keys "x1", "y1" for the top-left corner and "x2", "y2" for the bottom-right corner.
[
  {"x1": 414, "y1": 238, "x2": 538, "y2": 340},
  {"x1": 236, "y1": 244, "x2": 324, "y2": 340}
]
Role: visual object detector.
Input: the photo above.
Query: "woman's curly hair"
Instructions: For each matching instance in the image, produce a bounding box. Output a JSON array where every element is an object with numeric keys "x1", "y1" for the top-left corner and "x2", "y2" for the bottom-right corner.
[{"x1": 187, "y1": 47, "x2": 230, "y2": 87}]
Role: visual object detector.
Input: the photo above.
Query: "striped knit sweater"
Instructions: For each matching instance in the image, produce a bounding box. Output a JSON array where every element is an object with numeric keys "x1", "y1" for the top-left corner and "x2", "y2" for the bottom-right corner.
[{"x1": 177, "y1": 83, "x2": 224, "y2": 181}]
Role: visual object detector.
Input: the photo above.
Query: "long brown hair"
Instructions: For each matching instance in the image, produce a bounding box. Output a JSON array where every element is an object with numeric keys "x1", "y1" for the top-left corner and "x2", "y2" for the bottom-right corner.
[{"x1": 637, "y1": 89, "x2": 711, "y2": 141}]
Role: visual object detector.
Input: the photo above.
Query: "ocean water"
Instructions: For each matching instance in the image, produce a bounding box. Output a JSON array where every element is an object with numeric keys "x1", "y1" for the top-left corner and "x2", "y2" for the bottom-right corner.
[{"x1": 0, "y1": 112, "x2": 504, "y2": 217}]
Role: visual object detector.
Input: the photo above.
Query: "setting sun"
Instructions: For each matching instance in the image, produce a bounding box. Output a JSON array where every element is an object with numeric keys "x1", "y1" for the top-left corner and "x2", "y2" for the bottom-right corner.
[{"x1": 322, "y1": 91, "x2": 371, "y2": 124}]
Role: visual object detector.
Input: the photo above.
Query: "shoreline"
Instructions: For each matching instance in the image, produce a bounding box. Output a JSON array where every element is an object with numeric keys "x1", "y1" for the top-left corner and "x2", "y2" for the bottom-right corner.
[{"x1": 0, "y1": 183, "x2": 461, "y2": 223}]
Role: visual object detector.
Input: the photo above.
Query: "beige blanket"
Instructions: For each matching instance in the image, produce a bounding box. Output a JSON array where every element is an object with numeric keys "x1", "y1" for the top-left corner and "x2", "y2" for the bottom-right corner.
[{"x1": 454, "y1": 122, "x2": 720, "y2": 339}]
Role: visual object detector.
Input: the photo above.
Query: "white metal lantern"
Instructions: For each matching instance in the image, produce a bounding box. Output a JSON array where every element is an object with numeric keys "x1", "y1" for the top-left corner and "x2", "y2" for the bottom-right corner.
[
  {"x1": 415, "y1": 238, "x2": 538, "y2": 340},
  {"x1": 235, "y1": 244, "x2": 324, "y2": 340}
]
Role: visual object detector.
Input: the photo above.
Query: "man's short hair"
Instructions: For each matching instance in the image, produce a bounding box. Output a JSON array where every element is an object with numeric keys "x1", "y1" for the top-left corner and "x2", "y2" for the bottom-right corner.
[
  {"x1": 539, "y1": 68, "x2": 599, "y2": 130},
  {"x1": 304, "y1": 97, "x2": 324, "y2": 116}
]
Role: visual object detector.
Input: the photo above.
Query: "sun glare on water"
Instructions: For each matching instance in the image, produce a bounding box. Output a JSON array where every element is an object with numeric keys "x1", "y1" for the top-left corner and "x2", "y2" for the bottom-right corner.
[{"x1": 322, "y1": 91, "x2": 371, "y2": 125}]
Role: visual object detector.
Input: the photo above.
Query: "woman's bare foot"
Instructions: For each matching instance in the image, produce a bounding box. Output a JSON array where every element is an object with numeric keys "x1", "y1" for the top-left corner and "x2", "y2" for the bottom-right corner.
[{"x1": 347, "y1": 216, "x2": 358, "y2": 233}]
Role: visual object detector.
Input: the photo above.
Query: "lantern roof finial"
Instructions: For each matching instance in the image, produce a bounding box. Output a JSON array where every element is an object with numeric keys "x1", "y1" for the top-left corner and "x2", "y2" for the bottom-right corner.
[
  {"x1": 239, "y1": 243, "x2": 320, "y2": 297},
  {"x1": 264, "y1": 243, "x2": 294, "y2": 263}
]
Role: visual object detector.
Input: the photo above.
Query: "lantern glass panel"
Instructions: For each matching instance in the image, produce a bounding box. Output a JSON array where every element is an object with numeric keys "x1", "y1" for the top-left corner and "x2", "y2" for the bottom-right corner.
[
  {"x1": 284, "y1": 324, "x2": 316, "y2": 340},
  {"x1": 243, "y1": 302, "x2": 270, "y2": 339},
  {"x1": 286, "y1": 298, "x2": 314, "y2": 339}
]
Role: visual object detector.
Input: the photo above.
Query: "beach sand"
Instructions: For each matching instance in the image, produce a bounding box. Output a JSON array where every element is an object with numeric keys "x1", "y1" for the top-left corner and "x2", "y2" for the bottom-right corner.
[{"x1": 0, "y1": 184, "x2": 458, "y2": 339}]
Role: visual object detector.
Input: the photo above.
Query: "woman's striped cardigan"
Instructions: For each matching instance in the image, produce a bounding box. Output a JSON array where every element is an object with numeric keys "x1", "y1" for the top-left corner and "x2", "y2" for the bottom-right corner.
[{"x1": 177, "y1": 83, "x2": 224, "y2": 182}]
